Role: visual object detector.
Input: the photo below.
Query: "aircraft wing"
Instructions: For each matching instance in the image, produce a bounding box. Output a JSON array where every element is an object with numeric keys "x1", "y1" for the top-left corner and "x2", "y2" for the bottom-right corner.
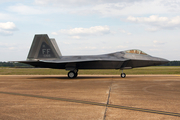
[{"x1": 39, "y1": 58, "x2": 129, "y2": 63}]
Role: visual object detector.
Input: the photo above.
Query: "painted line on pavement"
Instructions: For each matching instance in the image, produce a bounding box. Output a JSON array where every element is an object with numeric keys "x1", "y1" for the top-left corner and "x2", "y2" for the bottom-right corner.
[{"x1": 0, "y1": 91, "x2": 180, "y2": 117}]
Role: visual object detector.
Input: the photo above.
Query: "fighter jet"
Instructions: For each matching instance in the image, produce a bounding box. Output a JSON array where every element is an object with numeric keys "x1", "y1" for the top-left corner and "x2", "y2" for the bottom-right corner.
[{"x1": 18, "y1": 34, "x2": 169, "y2": 78}]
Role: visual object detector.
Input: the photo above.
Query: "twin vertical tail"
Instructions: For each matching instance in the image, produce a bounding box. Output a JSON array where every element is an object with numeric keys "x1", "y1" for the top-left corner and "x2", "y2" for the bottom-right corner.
[{"x1": 27, "y1": 34, "x2": 62, "y2": 61}]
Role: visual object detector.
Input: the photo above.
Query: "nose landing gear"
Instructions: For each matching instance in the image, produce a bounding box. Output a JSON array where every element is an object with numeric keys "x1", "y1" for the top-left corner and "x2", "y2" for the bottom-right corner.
[{"x1": 121, "y1": 70, "x2": 126, "y2": 78}]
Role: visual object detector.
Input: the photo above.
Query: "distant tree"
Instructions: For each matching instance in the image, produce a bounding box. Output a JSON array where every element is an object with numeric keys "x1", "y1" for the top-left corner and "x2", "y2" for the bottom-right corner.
[
  {"x1": 160, "y1": 61, "x2": 180, "y2": 66},
  {"x1": 0, "y1": 62, "x2": 33, "y2": 68}
]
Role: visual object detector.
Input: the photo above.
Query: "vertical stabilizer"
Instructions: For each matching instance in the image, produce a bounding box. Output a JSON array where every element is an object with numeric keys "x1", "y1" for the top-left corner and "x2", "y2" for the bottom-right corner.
[
  {"x1": 50, "y1": 38, "x2": 62, "y2": 56},
  {"x1": 27, "y1": 34, "x2": 61, "y2": 60}
]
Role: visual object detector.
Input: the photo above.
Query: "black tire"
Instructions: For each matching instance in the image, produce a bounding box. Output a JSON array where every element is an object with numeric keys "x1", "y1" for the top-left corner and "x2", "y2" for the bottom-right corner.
[
  {"x1": 74, "y1": 72, "x2": 78, "y2": 78},
  {"x1": 68, "y1": 71, "x2": 75, "y2": 78},
  {"x1": 121, "y1": 73, "x2": 126, "y2": 78}
]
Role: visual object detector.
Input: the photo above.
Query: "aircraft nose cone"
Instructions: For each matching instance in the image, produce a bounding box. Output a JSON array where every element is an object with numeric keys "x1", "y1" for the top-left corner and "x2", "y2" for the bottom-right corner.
[{"x1": 159, "y1": 58, "x2": 169, "y2": 64}]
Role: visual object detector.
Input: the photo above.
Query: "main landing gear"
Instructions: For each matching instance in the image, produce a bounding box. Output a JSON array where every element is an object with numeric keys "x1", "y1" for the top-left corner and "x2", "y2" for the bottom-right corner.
[
  {"x1": 68, "y1": 70, "x2": 78, "y2": 78},
  {"x1": 121, "y1": 70, "x2": 126, "y2": 78}
]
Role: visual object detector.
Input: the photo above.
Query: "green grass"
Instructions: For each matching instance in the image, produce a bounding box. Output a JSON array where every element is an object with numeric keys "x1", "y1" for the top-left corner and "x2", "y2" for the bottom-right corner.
[{"x1": 0, "y1": 66, "x2": 180, "y2": 75}]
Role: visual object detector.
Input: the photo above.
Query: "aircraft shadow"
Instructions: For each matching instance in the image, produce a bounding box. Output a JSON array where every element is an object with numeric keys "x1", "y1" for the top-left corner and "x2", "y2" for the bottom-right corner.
[{"x1": 28, "y1": 76, "x2": 121, "y2": 80}]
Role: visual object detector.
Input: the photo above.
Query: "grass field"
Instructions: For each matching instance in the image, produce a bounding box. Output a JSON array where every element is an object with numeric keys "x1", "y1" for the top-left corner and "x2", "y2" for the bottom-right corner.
[{"x1": 0, "y1": 66, "x2": 180, "y2": 75}]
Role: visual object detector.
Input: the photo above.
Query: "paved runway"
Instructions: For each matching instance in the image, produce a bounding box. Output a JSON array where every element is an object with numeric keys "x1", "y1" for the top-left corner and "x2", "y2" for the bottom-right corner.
[{"x1": 0, "y1": 75, "x2": 180, "y2": 120}]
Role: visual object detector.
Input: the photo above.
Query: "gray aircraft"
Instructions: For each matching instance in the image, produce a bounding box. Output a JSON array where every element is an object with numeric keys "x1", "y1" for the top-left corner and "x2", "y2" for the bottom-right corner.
[{"x1": 18, "y1": 34, "x2": 169, "y2": 78}]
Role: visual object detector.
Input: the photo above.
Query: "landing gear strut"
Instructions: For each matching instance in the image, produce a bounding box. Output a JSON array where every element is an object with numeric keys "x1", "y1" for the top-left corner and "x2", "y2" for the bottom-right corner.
[
  {"x1": 121, "y1": 70, "x2": 126, "y2": 78},
  {"x1": 68, "y1": 70, "x2": 78, "y2": 78}
]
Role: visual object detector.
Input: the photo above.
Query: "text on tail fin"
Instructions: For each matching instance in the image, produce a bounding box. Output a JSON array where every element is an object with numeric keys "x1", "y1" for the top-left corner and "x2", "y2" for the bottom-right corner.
[{"x1": 27, "y1": 34, "x2": 61, "y2": 60}]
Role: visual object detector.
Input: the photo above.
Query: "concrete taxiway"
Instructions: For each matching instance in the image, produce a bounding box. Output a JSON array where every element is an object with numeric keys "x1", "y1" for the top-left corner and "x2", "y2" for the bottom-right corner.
[{"x1": 0, "y1": 75, "x2": 180, "y2": 120}]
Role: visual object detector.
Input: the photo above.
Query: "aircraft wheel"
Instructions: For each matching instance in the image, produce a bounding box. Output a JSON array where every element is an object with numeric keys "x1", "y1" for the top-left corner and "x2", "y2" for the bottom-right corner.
[
  {"x1": 68, "y1": 71, "x2": 76, "y2": 78},
  {"x1": 74, "y1": 72, "x2": 78, "y2": 78},
  {"x1": 121, "y1": 73, "x2": 126, "y2": 78}
]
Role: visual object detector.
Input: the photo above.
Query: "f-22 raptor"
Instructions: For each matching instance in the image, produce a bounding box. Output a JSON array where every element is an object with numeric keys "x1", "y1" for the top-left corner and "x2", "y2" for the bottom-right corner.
[{"x1": 18, "y1": 34, "x2": 169, "y2": 78}]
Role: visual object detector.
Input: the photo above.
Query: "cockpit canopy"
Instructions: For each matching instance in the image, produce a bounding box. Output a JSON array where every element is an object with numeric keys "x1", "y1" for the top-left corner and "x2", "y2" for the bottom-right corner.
[{"x1": 125, "y1": 49, "x2": 148, "y2": 55}]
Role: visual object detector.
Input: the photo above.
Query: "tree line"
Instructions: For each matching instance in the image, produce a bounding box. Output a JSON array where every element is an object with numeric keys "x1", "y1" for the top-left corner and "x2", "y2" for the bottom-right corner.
[
  {"x1": 161, "y1": 61, "x2": 180, "y2": 66},
  {"x1": 0, "y1": 62, "x2": 33, "y2": 68},
  {"x1": 0, "y1": 61, "x2": 180, "y2": 67}
]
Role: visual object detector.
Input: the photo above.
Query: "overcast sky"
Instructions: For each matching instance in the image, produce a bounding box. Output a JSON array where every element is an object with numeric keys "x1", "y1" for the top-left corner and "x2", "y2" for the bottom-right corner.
[{"x1": 0, "y1": 0, "x2": 180, "y2": 61}]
